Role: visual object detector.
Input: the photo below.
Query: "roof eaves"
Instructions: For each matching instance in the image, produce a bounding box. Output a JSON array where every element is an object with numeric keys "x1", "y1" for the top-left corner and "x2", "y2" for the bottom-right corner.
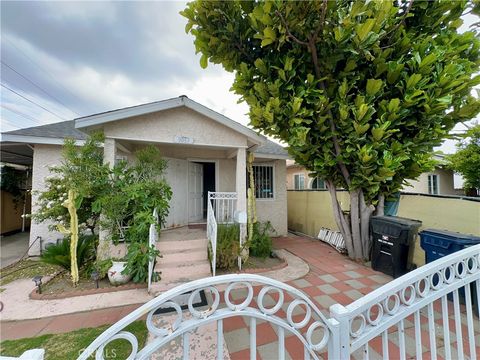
[{"x1": 1, "y1": 134, "x2": 86, "y2": 146}]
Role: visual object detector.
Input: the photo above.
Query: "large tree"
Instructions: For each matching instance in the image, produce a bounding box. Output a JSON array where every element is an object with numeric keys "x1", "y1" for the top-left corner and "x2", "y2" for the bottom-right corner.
[
  {"x1": 182, "y1": 0, "x2": 480, "y2": 260},
  {"x1": 447, "y1": 124, "x2": 480, "y2": 195}
]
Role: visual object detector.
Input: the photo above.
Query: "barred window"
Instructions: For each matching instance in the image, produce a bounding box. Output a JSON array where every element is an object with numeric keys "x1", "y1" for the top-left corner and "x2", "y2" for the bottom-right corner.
[
  {"x1": 294, "y1": 174, "x2": 305, "y2": 190},
  {"x1": 253, "y1": 165, "x2": 274, "y2": 199}
]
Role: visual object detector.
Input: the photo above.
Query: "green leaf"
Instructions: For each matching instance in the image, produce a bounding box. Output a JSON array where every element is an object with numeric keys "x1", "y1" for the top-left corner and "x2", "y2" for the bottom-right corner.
[
  {"x1": 264, "y1": 27, "x2": 276, "y2": 41},
  {"x1": 388, "y1": 98, "x2": 400, "y2": 112},
  {"x1": 200, "y1": 54, "x2": 208, "y2": 69},
  {"x1": 366, "y1": 79, "x2": 383, "y2": 96},
  {"x1": 356, "y1": 19, "x2": 376, "y2": 42},
  {"x1": 372, "y1": 127, "x2": 385, "y2": 141},
  {"x1": 354, "y1": 122, "x2": 370, "y2": 135},
  {"x1": 406, "y1": 74, "x2": 422, "y2": 89}
]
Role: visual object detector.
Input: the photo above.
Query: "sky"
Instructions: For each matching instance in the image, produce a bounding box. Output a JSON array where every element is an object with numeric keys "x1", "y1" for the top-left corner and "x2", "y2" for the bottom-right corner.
[{"x1": 0, "y1": 1, "x2": 478, "y2": 155}]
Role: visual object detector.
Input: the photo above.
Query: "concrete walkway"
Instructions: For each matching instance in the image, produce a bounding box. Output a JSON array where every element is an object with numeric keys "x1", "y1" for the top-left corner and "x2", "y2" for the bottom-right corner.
[{"x1": 0, "y1": 232, "x2": 29, "y2": 268}]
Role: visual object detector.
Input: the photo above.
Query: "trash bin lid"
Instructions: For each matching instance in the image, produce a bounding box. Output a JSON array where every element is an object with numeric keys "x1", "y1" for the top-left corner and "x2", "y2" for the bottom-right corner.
[
  {"x1": 419, "y1": 229, "x2": 480, "y2": 244},
  {"x1": 371, "y1": 216, "x2": 422, "y2": 229}
]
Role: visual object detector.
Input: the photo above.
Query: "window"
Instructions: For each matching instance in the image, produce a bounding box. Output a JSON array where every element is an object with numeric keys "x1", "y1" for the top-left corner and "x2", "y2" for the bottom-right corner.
[
  {"x1": 294, "y1": 174, "x2": 305, "y2": 190},
  {"x1": 311, "y1": 177, "x2": 326, "y2": 190},
  {"x1": 428, "y1": 174, "x2": 439, "y2": 195},
  {"x1": 253, "y1": 165, "x2": 274, "y2": 199}
]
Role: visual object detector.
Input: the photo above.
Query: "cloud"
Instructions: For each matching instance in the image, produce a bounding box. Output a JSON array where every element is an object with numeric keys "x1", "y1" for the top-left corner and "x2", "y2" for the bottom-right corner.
[{"x1": 1, "y1": 0, "x2": 235, "y2": 128}]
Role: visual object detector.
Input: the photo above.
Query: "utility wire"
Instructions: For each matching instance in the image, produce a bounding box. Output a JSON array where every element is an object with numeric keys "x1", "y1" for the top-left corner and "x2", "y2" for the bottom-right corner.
[
  {"x1": 1, "y1": 60, "x2": 80, "y2": 116},
  {"x1": 1, "y1": 104, "x2": 44, "y2": 126},
  {"x1": 1, "y1": 83, "x2": 67, "y2": 120},
  {"x1": 4, "y1": 38, "x2": 95, "y2": 114}
]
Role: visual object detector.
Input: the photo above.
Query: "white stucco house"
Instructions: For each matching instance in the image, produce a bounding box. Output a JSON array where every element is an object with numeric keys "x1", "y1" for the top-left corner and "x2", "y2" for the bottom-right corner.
[{"x1": 1, "y1": 96, "x2": 289, "y2": 256}]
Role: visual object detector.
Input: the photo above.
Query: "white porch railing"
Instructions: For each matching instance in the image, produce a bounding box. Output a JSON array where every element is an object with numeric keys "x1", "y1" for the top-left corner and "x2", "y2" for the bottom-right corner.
[
  {"x1": 208, "y1": 191, "x2": 237, "y2": 224},
  {"x1": 147, "y1": 209, "x2": 159, "y2": 293},
  {"x1": 207, "y1": 192, "x2": 238, "y2": 277},
  {"x1": 78, "y1": 244, "x2": 480, "y2": 360},
  {"x1": 206, "y1": 195, "x2": 218, "y2": 276}
]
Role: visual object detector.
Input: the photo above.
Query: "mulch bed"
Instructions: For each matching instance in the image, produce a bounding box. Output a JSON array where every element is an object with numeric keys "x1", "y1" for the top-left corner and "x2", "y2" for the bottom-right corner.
[
  {"x1": 30, "y1": 272, "x2": 146, "y2": 300},
  {"x1": 216, "y1": 254, "x2": 287, "y2": 275}
]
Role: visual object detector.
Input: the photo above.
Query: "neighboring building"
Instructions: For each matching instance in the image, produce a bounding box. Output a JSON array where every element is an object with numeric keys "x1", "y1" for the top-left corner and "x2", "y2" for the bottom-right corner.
[
  {"x1": 286, "y1": 155, "x2": 461, "y2": 195},
  {"x1": 286, "y1": 160, "x2": 327, "y2": 191},
  {"x1": 1, "y1": 96, "x2": 289, "y2": 255}
]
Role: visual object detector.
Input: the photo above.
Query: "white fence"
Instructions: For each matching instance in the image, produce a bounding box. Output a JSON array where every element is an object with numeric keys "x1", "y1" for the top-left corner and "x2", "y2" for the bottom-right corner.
[{"x1": 78, "y1": 244, "x2": 480, "y2": 360}]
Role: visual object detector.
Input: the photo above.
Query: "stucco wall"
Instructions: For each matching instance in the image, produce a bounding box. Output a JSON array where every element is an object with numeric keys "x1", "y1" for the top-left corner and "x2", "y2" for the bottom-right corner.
[
  {"x1": 104, "y1": 107, "x2": 248, "y2": 148},
  {"x1": 29, "y1": 144, "x2": 64, "y2": 255},
  {"x1": 256, "y1": 159, "x2": 288, "y2": 236},
  {"x1": 402, "y1": 168, "x2": 457, "y2": 195},
  {"x1": 287, "y1": 190, "x2": 480, "y2": 268}
]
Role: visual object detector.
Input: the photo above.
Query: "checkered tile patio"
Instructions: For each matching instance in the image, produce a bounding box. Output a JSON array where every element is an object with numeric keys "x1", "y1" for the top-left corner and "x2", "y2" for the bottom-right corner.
[{"x1": 221, "y1": 235, "x2": 480, "y2": 360}]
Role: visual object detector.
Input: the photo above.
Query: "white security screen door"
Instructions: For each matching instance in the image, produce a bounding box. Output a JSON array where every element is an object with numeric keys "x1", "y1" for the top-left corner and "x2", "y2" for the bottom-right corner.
[{"x1": 188, "y1": 162, "x2": 203, "y2": 222}]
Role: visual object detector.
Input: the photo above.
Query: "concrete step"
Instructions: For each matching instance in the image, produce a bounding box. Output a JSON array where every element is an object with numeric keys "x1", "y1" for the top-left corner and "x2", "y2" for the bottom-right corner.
[
  {"x1": 156, "y1": 238, "x2": 208, "y2": 253},
  {"x1": 151, "y1": 260, "x2": 211, "y2": 296},
  {"x1": 159, "y1": 249, "x2": 208, "y2": 265}
]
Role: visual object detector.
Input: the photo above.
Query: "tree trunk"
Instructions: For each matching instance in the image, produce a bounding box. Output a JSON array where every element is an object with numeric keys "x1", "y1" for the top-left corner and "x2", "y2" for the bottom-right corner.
[
  {"x1": 326, "y1": 180, "x2": 354, "y2": 258},
  {"x1": 349, "y1": 189, "x2": 364, "y2": 259},
  {"x1": 326, "y1": 181, "x2": 376, "y2": 261},
  {"x1": 376, "y1": 194, "x2": 385, "y2": 216}
]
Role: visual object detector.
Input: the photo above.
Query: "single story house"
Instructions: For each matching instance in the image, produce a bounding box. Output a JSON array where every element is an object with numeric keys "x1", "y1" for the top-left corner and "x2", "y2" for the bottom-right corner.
[
  {"x1": 1, "y1": 96, "x2": 289, "y2": 255},
  {"x1": 286, "y1": 155, "x2": 463, "y2": 196}
]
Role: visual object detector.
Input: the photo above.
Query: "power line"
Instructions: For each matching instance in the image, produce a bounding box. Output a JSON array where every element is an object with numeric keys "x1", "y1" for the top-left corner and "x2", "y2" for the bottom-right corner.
[
  {"x1": 1, "y1": 104, "x2": 44, "y2": 126},
  {"x1": 1, "y1": 83, "x2": 67, "y2": 120},
  {"x1": 1, "y1": 60, "x2": 80, "y2": 116},
  {"x1": 4, "y1": 38, "x2": 96, "y2": 114}
]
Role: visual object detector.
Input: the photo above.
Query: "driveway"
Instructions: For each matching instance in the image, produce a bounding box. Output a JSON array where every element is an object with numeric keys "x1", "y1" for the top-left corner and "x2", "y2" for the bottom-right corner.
[{"x1": 1, "y1": 232, "x2": 29, "y2": 268}]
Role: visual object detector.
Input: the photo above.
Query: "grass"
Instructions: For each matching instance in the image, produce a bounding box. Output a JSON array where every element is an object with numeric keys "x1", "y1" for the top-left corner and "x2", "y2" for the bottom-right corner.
[
  {"x1": 0, "y1": 259, "x2": 62, "y2": 287},
  {"x1": 0, "y1": 321, "x2": 148, "y2": 359}
]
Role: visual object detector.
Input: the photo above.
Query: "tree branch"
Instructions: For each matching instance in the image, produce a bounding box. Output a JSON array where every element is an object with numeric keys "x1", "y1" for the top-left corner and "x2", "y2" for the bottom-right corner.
[
  {"x1": 275, "y1": 10, "x2": 309, "y2": 46},
  {"x1": 382, "y1": 0, "x2": 414, "y2": 41}
]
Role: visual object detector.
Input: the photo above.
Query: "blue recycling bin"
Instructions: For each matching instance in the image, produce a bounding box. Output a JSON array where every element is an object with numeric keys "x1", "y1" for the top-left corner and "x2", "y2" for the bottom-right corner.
[
  {"x1": 420, "y1": 229, "x2": 480, "y2": 316},
  {"x1": 420, "y1": 229, "x2": 480, "y2": 263}
]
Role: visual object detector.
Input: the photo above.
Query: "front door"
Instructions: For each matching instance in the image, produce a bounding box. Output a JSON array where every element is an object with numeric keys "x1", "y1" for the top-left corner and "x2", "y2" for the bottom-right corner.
[{"x1": 189, "y1": 162, "x2": 203, "y2": 222}]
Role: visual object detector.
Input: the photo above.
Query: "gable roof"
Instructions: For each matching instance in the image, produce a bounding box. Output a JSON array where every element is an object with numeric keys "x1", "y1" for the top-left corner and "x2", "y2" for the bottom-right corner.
[
  {"x1": 75, "y1": 95, "x2": 265, "y2": 145},
  {"x1": 1, "y1": 97, "x2": 289, "y2": 159}
]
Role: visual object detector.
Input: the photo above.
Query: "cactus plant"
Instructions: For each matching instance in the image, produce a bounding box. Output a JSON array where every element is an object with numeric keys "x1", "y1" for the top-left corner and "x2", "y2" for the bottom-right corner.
[{"x1": 57, "y1": 189, "x2": 80, "y2": 286}]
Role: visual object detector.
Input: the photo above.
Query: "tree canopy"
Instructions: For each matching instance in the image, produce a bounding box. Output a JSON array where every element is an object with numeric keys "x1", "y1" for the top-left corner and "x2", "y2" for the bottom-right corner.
[
  {"x1": 182, "y1": 0, "x2": 480, "y2": 259},
  {"x1": 447, "y1": 124, "x2": 480, "y2": 193}
]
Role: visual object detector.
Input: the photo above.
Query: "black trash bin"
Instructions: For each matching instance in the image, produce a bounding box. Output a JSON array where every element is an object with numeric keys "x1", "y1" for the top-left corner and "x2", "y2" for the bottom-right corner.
[
  {"x1": 420, "y1": 229, "x2": 480, "y2": 316},
  {"x1": 371, "y1": 216, "x2": 422, "y2": 278}
]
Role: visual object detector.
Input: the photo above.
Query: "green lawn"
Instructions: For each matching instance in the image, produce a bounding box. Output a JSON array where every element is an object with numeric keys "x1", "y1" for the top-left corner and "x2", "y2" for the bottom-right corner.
[{"x1": 0, "y1": 321, "x2": 148, "y2": 359}]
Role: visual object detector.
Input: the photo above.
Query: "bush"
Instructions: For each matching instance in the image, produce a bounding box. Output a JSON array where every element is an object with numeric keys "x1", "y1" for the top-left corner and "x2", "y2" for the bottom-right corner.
[
  {"x1": 40, "y1": 235, "x2": 97, "y2": 271},
  {"x1": 249, "y1": 222, "x2": 274, "y2": 259},
  {"x1": 122, "y1": 242, "x2": 160, "y2": 283},
  {"x1": 85, "y1": 258, "x2": 113, "y2": 280},
  {"x1": 215, "y1": 224, "x2": 240, "y2": 269}
]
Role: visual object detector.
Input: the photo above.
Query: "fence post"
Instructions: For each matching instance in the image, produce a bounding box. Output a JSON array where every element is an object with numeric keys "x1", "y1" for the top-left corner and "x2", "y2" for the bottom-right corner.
[{"x1": 330, "y1": 303, "x2": 350, "y2": 360}]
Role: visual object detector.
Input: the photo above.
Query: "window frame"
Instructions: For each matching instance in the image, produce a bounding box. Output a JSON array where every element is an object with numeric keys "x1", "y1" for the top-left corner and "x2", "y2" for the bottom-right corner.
[
  {"x1": 310, "y1": 176, "x2": 326, "y2": 190},
  {"x1": 252, "y1": 163, "x2": 275, "y2": 201},
  {"x1": 293, "y1": 173, "x2": 305, "y2": 190},
  {"x1": 428, "y1": 174, "x2": 439, "y2": 195}
]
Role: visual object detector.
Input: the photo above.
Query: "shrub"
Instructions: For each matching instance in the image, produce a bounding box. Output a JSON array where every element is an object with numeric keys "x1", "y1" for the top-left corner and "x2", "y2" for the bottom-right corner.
[
  {"x1": 85, "y1": 258, "x2": 113, "y2": 280},
  {"x1": 122, "y1": 242, "x2": 161, "y2": 283},
  {"x1": 40, "y1": 235, "x2": 97, "y2": 271},
  {"x1": 249, "y1": 222, "x2": 274, "y2": 259},
  {"x1": 216, "y1": 224, "x2": 240, "y2": 269}
]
